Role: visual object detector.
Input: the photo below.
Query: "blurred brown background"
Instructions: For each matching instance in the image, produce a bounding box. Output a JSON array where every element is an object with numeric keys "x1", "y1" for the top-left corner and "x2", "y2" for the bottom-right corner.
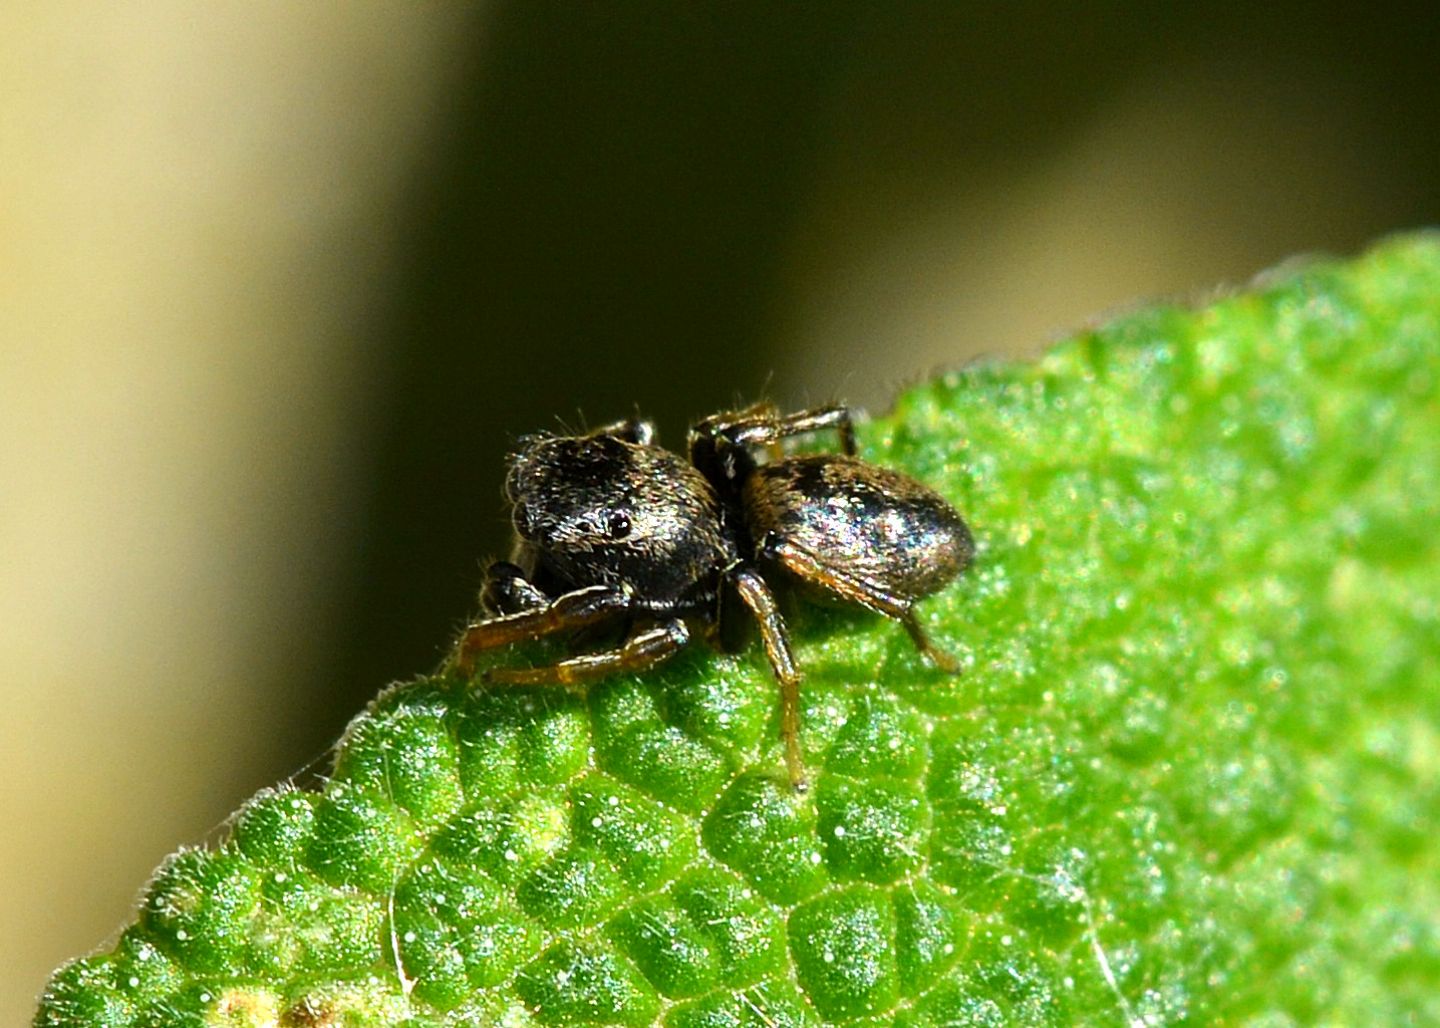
[{"x1": 3, "y1": 3, "x2": 1437, "y2": 1018}]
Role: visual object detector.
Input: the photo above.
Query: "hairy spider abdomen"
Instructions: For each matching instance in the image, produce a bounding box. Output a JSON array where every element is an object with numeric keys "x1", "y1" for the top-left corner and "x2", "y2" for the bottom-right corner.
[{"x1": 745, "y1": 454, "x2": 974, "y2": 601}]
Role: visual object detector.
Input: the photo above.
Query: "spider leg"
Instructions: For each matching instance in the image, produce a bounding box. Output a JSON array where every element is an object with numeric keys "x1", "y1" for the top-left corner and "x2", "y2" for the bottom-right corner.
[
  {"x1": 453, "y1": 583, "x2": 633, "y2": 674},
  {"x1": 697, "y1": 403, "x2": 857, "y2": 458},
  {"x1": 484, "y1": 618, "x2": 690, "y2": 686},
  {"x1": 769, "y1": 538, "x2": 961, "y2": 673},
  {"x1": 588, "y1": 416, "x2": 657, "y2": 446},
  {"x1": 480, "y1": 560, "x2": 549, "y2": 616},
  {"x1": 729, "y1": 566, "x2": 808, "y2": 792}
]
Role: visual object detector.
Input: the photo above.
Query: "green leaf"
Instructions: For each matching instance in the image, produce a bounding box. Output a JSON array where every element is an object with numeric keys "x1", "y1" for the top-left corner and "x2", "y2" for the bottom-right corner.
[{"x1": 35, "y1": 233, "x2": 1440, "y2": 1026}]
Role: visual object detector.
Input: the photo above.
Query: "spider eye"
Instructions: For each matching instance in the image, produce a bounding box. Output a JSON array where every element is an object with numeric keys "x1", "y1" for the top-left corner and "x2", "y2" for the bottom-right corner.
[{"x1": 605, "y1": 511, "x2": 632, "y2": 540}]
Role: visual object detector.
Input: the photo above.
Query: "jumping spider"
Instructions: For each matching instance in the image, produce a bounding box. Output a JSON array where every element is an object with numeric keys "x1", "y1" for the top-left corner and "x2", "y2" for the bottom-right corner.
[{"x1": 453, "y1": 402, "x2": 974, "y2": 790}]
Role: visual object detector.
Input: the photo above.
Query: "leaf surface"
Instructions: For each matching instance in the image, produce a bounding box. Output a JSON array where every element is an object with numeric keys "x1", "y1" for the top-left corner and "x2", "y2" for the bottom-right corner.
[{"x1": 36, "y1": 234, "x2": 1440, "y2": 1026}]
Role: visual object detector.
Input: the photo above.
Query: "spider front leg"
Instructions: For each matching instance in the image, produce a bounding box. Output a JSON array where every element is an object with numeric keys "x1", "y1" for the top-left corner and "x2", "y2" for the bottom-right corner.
[
  {"x1": 485, "y1": 618, "x2": 691, "y2": 686},
  {"x1": 480, "y1": 560, "x2": 549, "y2": 616},
  {"x1": 452, "y1": 574, "x2": 634, "y2": 675}
]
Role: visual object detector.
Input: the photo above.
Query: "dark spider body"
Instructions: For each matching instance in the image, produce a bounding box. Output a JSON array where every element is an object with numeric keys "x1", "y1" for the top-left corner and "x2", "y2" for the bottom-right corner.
[
  {"x1": 455, "y1": 404, "x2": 973, "y2": 790},
  {"x1": 501, "y1": 434, "x2": 734, "y2": 616},
  {"x1": 743, "y1": 455, "x2": 972, "y2": 606}
]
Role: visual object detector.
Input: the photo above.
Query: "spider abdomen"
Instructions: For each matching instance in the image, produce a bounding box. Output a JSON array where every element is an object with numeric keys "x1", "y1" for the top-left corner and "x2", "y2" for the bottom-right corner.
[{"x1": 744, "y1": 454, "x2": 973, "y2": 600}]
